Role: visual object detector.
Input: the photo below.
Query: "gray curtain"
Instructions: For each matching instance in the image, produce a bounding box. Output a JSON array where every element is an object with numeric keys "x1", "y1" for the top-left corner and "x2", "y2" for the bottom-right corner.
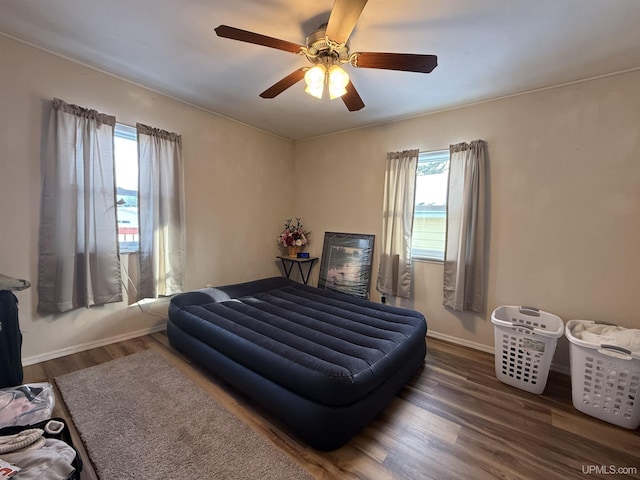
[
  {"x1": 136, "y1": 123, "x2": 185, "y2": 299},
  {"x1": 377, "y1": 149, "x2": 419, "y2": 298},
  {"x1": 38, "y1": 98, "x2": 122, "y2": 313},
  {"x1": 443, "y1": 140, "x2": 487, "y2": 312}
]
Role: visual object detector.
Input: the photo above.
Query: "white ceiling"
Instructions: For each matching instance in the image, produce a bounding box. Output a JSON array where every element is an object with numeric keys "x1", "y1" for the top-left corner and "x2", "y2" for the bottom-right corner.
[{"x1": 2, "y1": 0, "x2": 640, "y2": 141}]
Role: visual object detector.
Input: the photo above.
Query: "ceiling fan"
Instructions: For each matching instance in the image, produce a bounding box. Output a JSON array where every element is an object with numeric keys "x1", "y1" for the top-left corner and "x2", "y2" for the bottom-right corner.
[{"x1": 214, "y1": 0, "x2": 437, "y2": 111}]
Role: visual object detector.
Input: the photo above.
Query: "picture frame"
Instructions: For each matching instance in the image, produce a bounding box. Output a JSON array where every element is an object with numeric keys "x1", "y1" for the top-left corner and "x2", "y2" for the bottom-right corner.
[{"x1": 318, "y1": 232, "x2": 375, "y2": 299}]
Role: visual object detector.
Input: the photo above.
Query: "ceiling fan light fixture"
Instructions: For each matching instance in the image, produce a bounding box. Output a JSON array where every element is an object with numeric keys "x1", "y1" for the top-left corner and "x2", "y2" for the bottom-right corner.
[
  {"x1": 304, "y1": 65, "x2": 325, "y2": 99},
  {"x1": 328, "y1": 65, "x2": 349, "y2": 99},
  {"x1": 215, "y1": 1, "x2": 437, "y2": 111}
]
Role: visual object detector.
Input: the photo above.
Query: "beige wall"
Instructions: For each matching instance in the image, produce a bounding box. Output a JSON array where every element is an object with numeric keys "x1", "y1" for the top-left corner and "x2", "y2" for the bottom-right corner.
[
  {"x1": 0, "y1": 35, "x2": 294, "y2": 362},
  {"x1": 3, "y1": 32, "x2": 639, "y2": 369},
  {"x1": 294, "y1": 70, "x2": 640, "y2": 366}
]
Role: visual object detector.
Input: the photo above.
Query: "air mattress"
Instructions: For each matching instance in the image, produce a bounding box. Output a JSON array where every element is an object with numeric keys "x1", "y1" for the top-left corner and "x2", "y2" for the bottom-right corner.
[{"x1": 168, "y1": 277, "x2": 427, "y2": 450}]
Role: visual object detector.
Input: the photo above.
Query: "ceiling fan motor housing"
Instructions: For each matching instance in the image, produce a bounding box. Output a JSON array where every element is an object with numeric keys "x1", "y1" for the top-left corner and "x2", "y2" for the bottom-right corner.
[{"x1": 305, "y1": 24, "x2": 350, "y2": 65}]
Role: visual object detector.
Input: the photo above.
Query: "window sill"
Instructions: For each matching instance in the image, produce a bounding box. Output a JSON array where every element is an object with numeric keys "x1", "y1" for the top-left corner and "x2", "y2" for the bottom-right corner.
[{"x1": 412, "y1": 256, "x2": 444, "y2": 265}]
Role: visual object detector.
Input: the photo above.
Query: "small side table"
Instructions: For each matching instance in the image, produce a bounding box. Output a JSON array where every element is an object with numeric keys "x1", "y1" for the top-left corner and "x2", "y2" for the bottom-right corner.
[{"x1": 277, "y1": 256, "x2": 318, "y2": 285}]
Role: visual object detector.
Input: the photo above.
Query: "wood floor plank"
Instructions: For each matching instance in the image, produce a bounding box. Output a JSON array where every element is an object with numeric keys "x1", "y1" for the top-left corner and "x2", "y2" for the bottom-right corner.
[
  {"x1": 20, "y1": 332, "x2": 640, "y2": 480},
  {"x1": 551, "y1": 408, "x2": 640, "y2": 456}
]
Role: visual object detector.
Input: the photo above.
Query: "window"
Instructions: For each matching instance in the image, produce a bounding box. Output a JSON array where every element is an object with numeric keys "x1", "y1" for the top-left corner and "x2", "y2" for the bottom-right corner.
[
  {"x1": 114, "y1": 124, "x2": 139, "y2": 252},
  {"x1": 412, "y1": 149, "x2": 449, "y2": 261}
]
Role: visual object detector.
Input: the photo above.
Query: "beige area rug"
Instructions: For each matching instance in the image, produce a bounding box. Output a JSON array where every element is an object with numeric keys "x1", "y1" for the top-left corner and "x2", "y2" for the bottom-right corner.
[{"x1": 55, "y1": 350, "x2": 312, "y2": 480}]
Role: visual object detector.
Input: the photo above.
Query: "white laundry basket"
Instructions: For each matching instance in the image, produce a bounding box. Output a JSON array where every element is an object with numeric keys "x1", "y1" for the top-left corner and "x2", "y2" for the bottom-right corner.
[
  {"x1": 491, "y1": 306, "x2": 564, "y2": 394},
  {"x1": 565, "y1": 320, "x2": 640, "y2": 429}
]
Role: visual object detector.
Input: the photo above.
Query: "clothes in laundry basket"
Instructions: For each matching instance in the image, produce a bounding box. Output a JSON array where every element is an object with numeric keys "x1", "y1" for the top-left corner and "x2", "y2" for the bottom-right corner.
[{"x1": 570, "y1": 322, "x2": 640, "y2": 355}]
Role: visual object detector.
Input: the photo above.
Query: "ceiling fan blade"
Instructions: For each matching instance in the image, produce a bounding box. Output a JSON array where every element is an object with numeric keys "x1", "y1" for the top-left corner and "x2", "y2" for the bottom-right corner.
[
  {"x1": 325, "y1": 0, "x2": 368, "y2": 44},
  {"x1": 214, "y1": 25, "x2": 304, "y2": 54},
  {"x1": 260, "y1": 69, "x2": 307, "y2": 98},
  {"x1": 341, "y1": 81, "x2": 365, "y2": 111},
  {"x1": 352, "y1": 52, "x2": 438, "y2": 73}
]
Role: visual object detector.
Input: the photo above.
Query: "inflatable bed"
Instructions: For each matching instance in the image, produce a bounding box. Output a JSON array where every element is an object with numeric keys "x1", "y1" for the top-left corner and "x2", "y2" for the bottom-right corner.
[{"x1": 167, "y1": 277, "x2": 427, "y2": 450}]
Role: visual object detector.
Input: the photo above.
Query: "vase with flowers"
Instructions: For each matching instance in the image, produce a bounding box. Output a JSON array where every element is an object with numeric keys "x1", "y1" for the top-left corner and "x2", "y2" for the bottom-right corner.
[{"x1": 278, "y1": 217, "x2": 311, "y2": 257}]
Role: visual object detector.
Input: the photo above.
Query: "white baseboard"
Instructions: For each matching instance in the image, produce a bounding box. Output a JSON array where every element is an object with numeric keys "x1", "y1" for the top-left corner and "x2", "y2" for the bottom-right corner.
[
  {"x1": 427, "y1": 331, "x2": 495, "y2": 354},
  {"x1": 21, "y1": 323, "x2": 168, "y2": 366},
  {"x1": 22, "y1": 323, "x2": 573, "y2": 377},
  {"x1": 427, "y1": 330, "x2": 571, "y2": 376}
]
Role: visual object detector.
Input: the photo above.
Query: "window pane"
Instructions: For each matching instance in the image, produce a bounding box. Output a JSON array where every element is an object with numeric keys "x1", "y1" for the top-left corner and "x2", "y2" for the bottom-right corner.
[
  {"x1": 114, "y1": 124, "x2": 139, "y2": 253},
  {"x1": 412, "y1": 150, "x2": 449, "y2": 260}
]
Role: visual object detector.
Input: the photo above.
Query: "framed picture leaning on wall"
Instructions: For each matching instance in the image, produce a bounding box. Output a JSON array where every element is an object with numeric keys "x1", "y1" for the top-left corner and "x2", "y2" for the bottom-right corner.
[{"x1": 318, "y1": 232, "x2": 375, "y2": 299}]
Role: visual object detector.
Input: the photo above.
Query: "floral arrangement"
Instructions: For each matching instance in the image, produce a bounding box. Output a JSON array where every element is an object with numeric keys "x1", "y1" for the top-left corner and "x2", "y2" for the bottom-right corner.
[{"x1": 278, "y1": 217, "x2": 310, "y2": 247}]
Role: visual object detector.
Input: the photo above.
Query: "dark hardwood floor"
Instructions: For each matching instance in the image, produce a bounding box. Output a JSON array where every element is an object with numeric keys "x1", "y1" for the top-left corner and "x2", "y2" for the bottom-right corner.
[{"x1": 23, "y1": 333, "x2": 639, "y2": 479}]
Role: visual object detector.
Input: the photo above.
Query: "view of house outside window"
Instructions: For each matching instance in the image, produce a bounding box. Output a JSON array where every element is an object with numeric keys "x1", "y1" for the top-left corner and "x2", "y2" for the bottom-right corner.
[
  {"x1": 412, "y1": 149, "x2": 449, "y2": 261},
  {"x1": 114, "y1": 124, "x2": 139, "y2": 253}
]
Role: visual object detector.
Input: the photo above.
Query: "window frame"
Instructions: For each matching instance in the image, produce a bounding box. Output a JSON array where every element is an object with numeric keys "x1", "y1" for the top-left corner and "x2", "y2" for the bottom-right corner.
[{"x1": 411, "y1": 149, "x2": 450, "y2": 262}]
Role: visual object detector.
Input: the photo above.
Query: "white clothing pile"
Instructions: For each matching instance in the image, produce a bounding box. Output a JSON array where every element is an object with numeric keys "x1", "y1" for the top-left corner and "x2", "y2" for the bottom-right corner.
[
  {"x1": 0, "y1": 425, "x2": 75, "y2": 479},
  {"x1": 571, "y1": 322, "x2": 640, "y2": 355}
]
